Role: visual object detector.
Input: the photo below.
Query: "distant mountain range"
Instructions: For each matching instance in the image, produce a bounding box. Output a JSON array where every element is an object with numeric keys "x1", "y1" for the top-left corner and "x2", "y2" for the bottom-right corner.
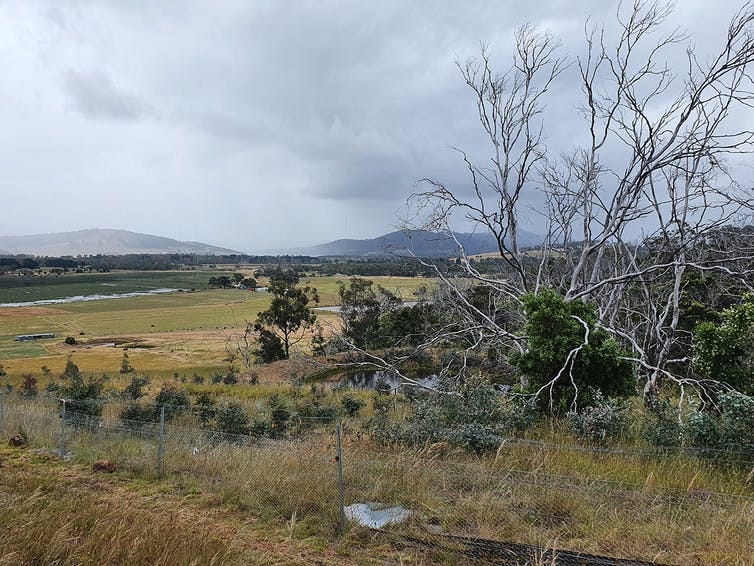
[
  {"x1": 0, "y1": 229, "x2": 240, "y2": 256},
  {"x1": 290, "y1": 229, "x2": 541, "y2": 257},
  {"x1": 0, "y1": 228, "x2": 541, "y2": 258}
]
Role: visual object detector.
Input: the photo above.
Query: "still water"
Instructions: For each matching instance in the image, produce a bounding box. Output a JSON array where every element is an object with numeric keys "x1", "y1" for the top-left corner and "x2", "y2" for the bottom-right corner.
[{"x1": 339, "y1": 370, "x2": 437, "y2": 390}]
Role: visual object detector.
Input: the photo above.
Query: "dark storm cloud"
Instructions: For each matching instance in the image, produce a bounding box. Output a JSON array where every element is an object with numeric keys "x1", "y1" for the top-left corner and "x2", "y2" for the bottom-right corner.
[{"x1": 63, "y1": 69, "x2": 152, "y2": 121}]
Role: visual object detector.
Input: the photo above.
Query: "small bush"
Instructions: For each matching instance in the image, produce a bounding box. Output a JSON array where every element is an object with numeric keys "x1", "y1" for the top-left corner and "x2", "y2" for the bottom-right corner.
[
  {"x1": 222, "y1": 368, "x2": 238, "y2": 385},
  {"x1": 498, "y1": 395, "x2": 541, "y2": 432},
  {"x1": 122, "y1": 375, "x2": 150, "y2": 400},
  {"x1": 269, "y1": 395, "x2": 291, "y2": 434},
  {"x1": 568, "y1": 391, "x2": 627, "y2": 444},
  {"x1": 216, "y1": 401, "x2": 250, "y2": 436},
  {"x1": 642, "y1": 398, "x2": 682, "y2": 448},
  {"x1": 340, "y1": 394, "x2": 366, "y2": 417},
  {"x1": 249, "y1": 417, "x2": 273, "y2": 438},
  {"x1": 683, "y1": 392, "x2": 754, "y2": 456},
  {"x1": 119, "y1": 350, "x2": 134, "y2": 374},
  {"x1": 154, "y1": 384, "x2": 190, "y2": 421},
  {"x1": 447, "y1": 423, "x2": 502, "y2": 454},
  {"x1": 120, "y1": 403, "x2": 157, "y2": 427},
  {"x1": 683, "y1": 410, "x2": 721, "y2": 450},
  {"x1": 194, "y1": 392, "x2": 216, "y2": 428},
  {"x1": 717, "y1": 391, "x2": 754, "y2": 447},
  {"x1": 64, "y1": 336, "x2": 76, "y2": 345},
  {"x1": 21, "y1": 374, "x2": 38, "y2": 399}
]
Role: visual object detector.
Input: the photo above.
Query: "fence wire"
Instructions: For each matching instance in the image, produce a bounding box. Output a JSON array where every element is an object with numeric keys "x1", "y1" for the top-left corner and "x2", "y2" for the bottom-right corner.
[{"x1": 2, "y1": 394, "x2": 753, "y2": 564}]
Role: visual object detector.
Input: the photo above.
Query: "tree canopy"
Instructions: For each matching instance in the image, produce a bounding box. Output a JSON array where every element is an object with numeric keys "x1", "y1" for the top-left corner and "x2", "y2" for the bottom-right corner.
[{"x1": 254, "y1": 273, "x2": 318, "y2": 361}]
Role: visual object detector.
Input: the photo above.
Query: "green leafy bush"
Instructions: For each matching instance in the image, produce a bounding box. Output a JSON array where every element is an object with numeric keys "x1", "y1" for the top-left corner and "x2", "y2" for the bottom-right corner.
[
  {"x1": 120, "y1": 403, "x2": 157, "y2": 427},
  {"x1": 122, "y1": 375, "x2": 150, "y2": 400},
  {"x1": 511, "y1": 289, "x2": 636, "y2": 414},
  {"x1": 191, "y1": 392, "x2": 215, "y2": 427},
  {"x1": 373, "y1": 374, "x2": 523, "y2": 454},
  {"x1": 693, "y1": 295, "x2": 754, "y2": 394}
]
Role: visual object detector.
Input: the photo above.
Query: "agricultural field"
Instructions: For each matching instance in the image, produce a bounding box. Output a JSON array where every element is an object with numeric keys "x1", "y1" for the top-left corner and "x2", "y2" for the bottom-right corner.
[
  {"x1": 0, "y1": 270, "x2": 224, "y2": 305},
  {"x1": 0, "y1": 271, "x2": 430, "y2": 382}
]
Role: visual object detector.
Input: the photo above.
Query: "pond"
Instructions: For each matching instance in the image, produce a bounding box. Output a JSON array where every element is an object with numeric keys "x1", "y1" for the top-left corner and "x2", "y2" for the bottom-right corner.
[{"x1": 338, "y1": 369, "x2": 437, "y2": 390}]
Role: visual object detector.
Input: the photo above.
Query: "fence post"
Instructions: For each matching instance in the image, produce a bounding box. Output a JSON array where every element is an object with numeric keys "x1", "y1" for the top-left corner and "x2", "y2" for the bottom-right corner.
[
  {"x1": 59, "y1": 399, "x2": 66, "y2": 457},
  {"x1": 157, "y1": 405, "x2": 166, "y2": 476},
  {"x1": 0, "y1": 393, "x2": 4, "y2": 435},
  {"x1": 336, "y1": 423, "x2": 345, "y2": 534}
]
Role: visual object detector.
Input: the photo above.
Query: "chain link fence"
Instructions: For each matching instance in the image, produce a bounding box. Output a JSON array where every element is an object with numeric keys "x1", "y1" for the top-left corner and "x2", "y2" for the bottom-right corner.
[{"x1": 2, "y1": 393, "x2": 752, "y2": 564}]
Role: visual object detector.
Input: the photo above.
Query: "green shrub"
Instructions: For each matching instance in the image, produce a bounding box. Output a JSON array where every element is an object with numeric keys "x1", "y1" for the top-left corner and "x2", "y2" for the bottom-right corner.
[
  {"x1": 340, "y1": 394, "x2": 366, "y2": 417},
  {"x1": 511, "y1": 289, "x2": 635, "y2": 414},
  {"x1": 215, "y1": 401, "x2": 250, "y2": 436},
  {"x1": 120, "y1": 403, "x2": 157, "y2": 427},
  {"x1": 683, "y1": 392, "x2": 754, "y2": 454},
  {"x1": 193, "y1": 392, "x2": 216, "y2": 428},
  {"x1": 683, "y1": 410, "x2": 720, "y2": 450},
  {"x1": 568, "y1": 392, "x2": 627, "y2": 444},
  {"x1": 642, "y1": 398, "x2": 682, "y2": 448},
  {"x1": 374, "y1": 374, "x2": 519, "y2": 454},
  {"x1": 57, "y1": 360, "x2": 105, "y2": 423},
  {"x1": 154, "y1": 384, "x2": 190, "y2": 421},
  {"x1": 222, "y1": 368, "x2": 238, "y2": 385},
  {"x1": 717, "y1": 391, "x2": 754, "y2": 447},
  {"x1": 693, "y1": 295, "x2": 754, "y2": 394},
  {"x1": 122, "y1": 375, "x2": 150, "y2": 400},
  {"x1": 269, "y1": 394, "x2": 291, "y2": 435}
]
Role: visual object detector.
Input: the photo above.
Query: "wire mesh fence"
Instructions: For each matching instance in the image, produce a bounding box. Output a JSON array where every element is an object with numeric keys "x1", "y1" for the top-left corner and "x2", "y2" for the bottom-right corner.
[{"x1": 2, "y1": 393, "x2": 753, "y2": 564}]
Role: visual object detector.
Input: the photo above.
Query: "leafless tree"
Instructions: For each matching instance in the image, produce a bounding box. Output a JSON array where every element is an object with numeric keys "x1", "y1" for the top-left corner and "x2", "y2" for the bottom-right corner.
[
  {"x1": 405, "y1": 1, "x2": 754, "y2": 403},
  {"x1": 224, "y1": 320, "x2": 255, "y2": 369}
]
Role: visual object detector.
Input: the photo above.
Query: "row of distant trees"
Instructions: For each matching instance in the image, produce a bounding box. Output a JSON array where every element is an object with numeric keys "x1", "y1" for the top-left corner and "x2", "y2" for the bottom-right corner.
[{"x1": 0, "y1": 253, "x2": 454, "y2": 278}]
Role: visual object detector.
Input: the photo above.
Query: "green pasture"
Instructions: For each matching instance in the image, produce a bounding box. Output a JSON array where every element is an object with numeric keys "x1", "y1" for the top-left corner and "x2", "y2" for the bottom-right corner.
[
  {"x1": 305, "y1": 274, "x2": 430, "y2": 304},
  {"x1": 0, "y1": 270, "x2": 233, "y2": 305},
  {"x1": 0, "y1": 274, "x2": 432, "y2": 377}
]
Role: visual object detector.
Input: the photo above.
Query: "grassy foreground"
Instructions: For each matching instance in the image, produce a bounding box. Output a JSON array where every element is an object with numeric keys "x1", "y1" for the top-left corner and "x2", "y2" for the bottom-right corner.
[
  {"x1": 3, "y1": 391, "x2": 754, "y2": 565},
  {"x1": 0, "y1": 442, "x2": 436, "y2": 565}
]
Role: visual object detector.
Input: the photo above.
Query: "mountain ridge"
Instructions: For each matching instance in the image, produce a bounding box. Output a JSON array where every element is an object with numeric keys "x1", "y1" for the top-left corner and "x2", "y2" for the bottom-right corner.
[
  {"x1": 288, "y1": 228, "x2": 541, "y2": 257},
  {"x1": 0, "y1": 229, "x2": 240, "y2": 256}
]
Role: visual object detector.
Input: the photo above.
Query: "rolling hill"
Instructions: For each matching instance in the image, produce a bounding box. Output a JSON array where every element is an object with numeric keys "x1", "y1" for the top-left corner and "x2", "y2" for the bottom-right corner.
[{"x1": 0, "y1": 229, "x2": 240, "y2": 256}]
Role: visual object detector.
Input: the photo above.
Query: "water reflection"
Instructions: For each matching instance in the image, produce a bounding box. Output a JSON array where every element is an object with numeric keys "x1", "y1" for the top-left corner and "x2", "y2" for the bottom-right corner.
[{"x1": 340, "y1": 370, "x2": 437, "y2": 390}]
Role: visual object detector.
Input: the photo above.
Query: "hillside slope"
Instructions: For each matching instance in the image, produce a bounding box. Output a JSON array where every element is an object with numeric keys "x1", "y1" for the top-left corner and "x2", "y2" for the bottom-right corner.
[
  {"x1": 0, "y1": 229, "x2": 240, "y2": 256},
  {"x1": 291, "y1": 229, "x2": 541, "y2": 257}
]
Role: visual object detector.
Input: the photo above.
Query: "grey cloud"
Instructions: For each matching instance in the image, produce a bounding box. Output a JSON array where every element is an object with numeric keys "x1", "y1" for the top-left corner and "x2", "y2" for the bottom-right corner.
[
  {"x1": 0, "y1": 0, "x2": 745, "y2": 251},
  {"x1": 63, "y1": 69, "x2": 152, "y2": 121}
]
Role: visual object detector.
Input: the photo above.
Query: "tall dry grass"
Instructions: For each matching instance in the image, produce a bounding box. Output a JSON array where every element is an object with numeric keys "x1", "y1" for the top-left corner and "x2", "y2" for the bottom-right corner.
[{"x1": 2, "y1": 396, "x2": 754, "y2": 564}]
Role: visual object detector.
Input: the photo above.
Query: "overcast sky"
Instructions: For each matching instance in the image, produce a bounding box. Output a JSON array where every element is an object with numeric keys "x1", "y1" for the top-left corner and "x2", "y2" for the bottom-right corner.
[{"x1": 0, "y1": 1, "x2": 745, "y2": 253}]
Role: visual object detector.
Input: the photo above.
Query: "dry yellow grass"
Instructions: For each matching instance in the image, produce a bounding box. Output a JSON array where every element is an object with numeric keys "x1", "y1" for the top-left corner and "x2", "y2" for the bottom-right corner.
[
  {"x1": 3, "y1": 394, "x2": 754, "y2": 565},
  {"x1": 0, "y1": 443, "x2": 442, "y2": 565}
]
